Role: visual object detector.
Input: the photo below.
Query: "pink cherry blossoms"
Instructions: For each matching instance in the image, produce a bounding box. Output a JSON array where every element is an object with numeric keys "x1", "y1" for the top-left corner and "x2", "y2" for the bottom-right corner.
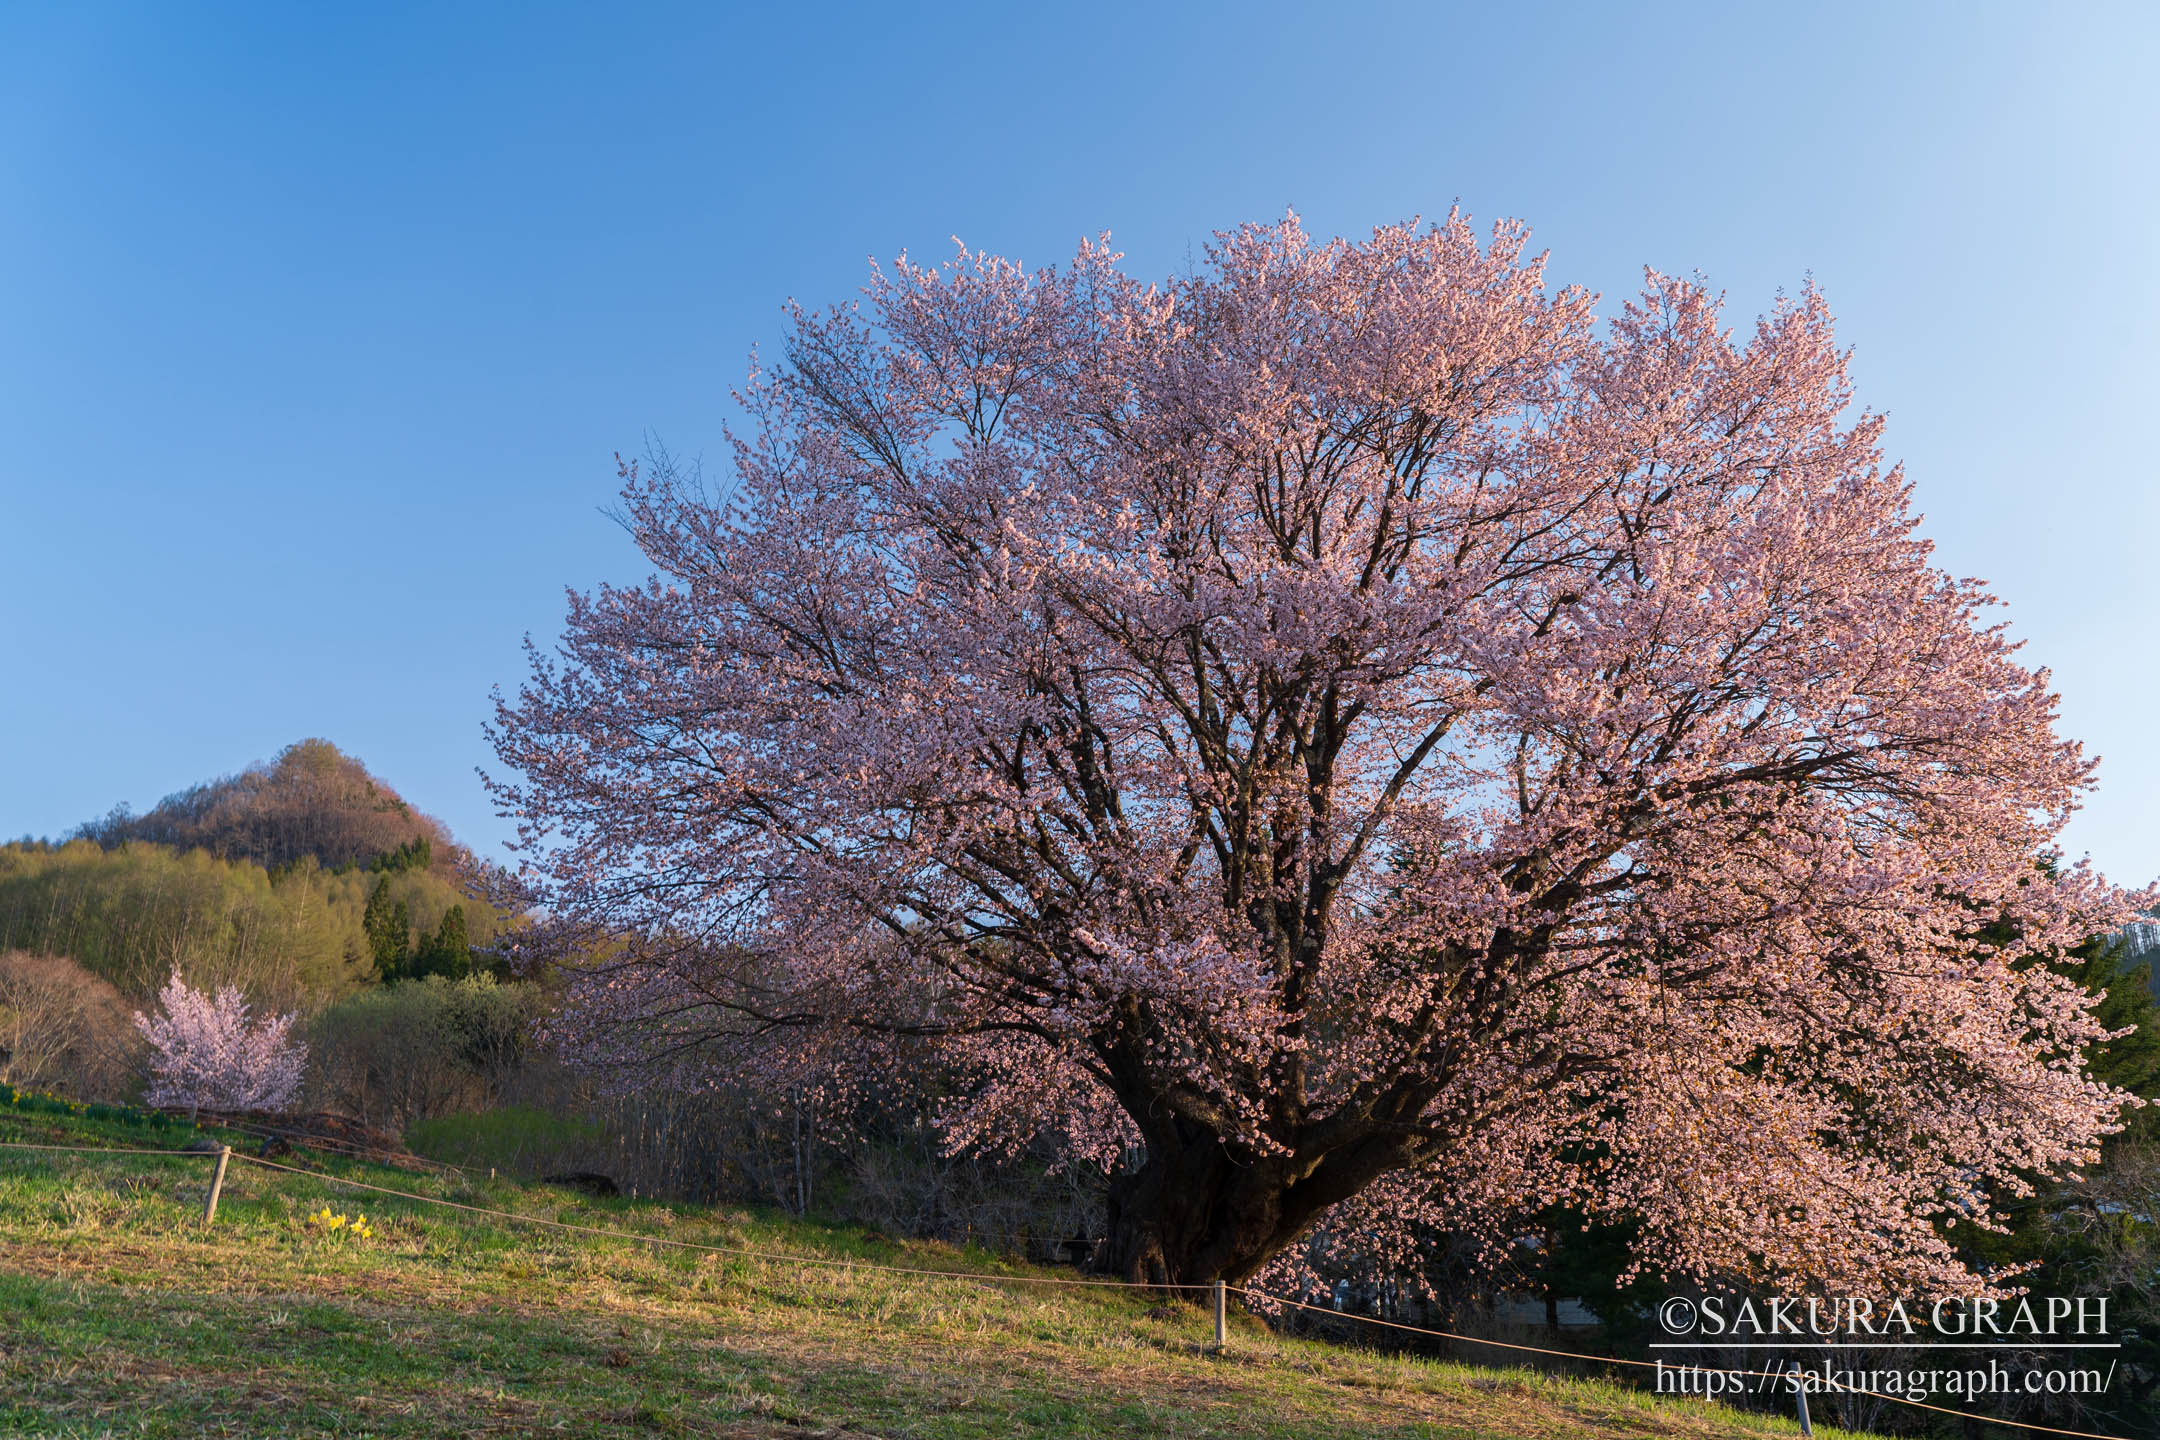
[
  {"x1": 134, "y1": 970, "x2": 307, "y2": 1115},
  {"x1": 491, "y1": 211, "x2": 2141, "y2": 1288}
]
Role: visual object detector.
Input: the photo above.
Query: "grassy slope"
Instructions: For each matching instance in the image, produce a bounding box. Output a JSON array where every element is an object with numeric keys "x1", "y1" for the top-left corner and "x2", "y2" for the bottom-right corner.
[{"x1": 0, "y1": 1107, "x2": 1846, "y2": 1440}]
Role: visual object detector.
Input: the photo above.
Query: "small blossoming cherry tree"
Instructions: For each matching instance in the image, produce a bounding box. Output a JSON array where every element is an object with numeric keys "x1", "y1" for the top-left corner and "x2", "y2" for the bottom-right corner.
[
  {"x1": 490, "y1": 213, "x2": 2140, "y2": 1291},
  {"x1": 134, "y1": 970, "x2": 307, "y2": 1115}
]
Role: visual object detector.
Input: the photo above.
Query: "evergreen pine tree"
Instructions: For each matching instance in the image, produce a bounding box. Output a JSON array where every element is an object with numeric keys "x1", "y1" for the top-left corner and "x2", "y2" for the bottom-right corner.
[
  {"x1": 367, "y1": 837, "x2": 432, "y2": 874},
  {"x1": 362, "y1": 879, "x2": 410, "y2": 981},
  {"x1": 414, "y1": 904, "x2": 471, "y2": 980}
]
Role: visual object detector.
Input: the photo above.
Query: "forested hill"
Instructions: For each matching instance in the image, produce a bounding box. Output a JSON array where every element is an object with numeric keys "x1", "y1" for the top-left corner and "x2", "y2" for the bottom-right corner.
[
  {"x1": 71, "y1": 738, "x2": 454, "y2": 873},
  {"x1": 0, "y1": 740, "x2": 518, "y2": 1007}
]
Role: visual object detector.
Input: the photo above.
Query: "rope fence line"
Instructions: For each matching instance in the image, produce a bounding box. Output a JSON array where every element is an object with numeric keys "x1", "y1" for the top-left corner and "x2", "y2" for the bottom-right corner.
[
  {"x1": 214, "y1": 1127, "x2": 1084, "y2": 1243},
  {"x1": 234, "y1": 1149, "x2": 1208, "y2": 1290},
  {"x1": 0, "y1": 1137, "x2": 1097, "y2": 1254},
  {"x1": 2, "y1": 1139, "x2": 1184, "y2": 1289},
  {"x1": 0, "y1": 1141, "x2": 213, "y2": 1156},
  {"x1": 173, "y1": 1114, "x2": 476, "y2": 1176},
  {"x1": 16, "y1": 1105, "x2": 1101, "y2": 1241},
  {"x1": 1, "y1": 1139, "x2": 2136, "y2": 1439}
]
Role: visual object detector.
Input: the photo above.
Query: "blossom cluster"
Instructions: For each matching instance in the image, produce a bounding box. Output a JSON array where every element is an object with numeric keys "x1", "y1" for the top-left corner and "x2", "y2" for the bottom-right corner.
[{"x1": 133, "y1": 970, "x2": 306, "y2": 1115}]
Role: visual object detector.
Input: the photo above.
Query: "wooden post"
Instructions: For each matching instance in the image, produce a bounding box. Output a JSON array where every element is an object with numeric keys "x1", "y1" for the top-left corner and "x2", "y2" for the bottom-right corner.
[
  {"x1": 1790, "y1": 1361, "x2": 1813, "y2": 1438},
  {"x1": 1212, "y1": 1280, "x2": 1228, "y2": 1350},
  {"x1": 201, "y1": 1145, "x2": 231, "y2": 1226}
]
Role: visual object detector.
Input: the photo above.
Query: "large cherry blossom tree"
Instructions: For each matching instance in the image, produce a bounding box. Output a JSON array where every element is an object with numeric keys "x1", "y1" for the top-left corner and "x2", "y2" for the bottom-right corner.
[{"x1": 491, "y1": 214, "x2": 2136, "y2": 1289}]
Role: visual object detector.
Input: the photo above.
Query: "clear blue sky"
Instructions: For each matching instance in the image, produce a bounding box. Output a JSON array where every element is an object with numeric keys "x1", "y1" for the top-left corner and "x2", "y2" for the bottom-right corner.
[{"x1": 2, "y1": 2, "x2": 2154, "y2": 886}]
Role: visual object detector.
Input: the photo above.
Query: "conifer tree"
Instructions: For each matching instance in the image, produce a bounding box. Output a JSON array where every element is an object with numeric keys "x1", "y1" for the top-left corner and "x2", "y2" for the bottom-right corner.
[
  {"x1": 362, "y1": 878, "x2": 408, "y2": 981},
  {"x1": 415, "y1": 904, "x2": 471, "y2": 980}
]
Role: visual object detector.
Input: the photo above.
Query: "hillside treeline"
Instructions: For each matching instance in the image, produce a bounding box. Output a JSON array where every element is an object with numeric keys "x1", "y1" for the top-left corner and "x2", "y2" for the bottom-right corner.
[
  {"x1": 0, "y1": 841, "x2": 509, "y2": 1007},
  {"x1": 0, "y1": 740, "x2": 514, "y2": 1008}
]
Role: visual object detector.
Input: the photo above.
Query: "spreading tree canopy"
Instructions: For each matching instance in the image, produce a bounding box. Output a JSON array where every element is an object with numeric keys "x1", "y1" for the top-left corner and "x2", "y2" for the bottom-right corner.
[{"x1": 491, "y1": 214, "x2": 2137, "y2": 1288}]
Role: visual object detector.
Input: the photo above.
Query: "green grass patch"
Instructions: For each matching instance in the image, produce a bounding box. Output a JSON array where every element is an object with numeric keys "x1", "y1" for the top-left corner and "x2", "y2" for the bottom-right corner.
[
  {"x1": 404, "y1": 1103, "x2": 603, "y2": 1173},
  {"x1": 0, "y1": 1105, "x2": 1858, "y2": 1439}
]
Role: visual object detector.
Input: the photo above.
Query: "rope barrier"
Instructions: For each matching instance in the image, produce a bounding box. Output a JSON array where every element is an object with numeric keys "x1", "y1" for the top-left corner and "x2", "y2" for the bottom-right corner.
[
  {"x1": 232, "y1": 1151, "x2": 1208, "y2": 1290},
  {"x1": 192, "y1": 1115, "x2": 472, "y2": 1175},
  {"x1": 1253, "y1": 1293, "x2": 2134, "y2": 1440},
  {"x1": 0, "y1": 1139, "x2": 1094, "y2": 1258},
  {"x1": 0, "y1": 1141, "x2": 214, "y2": 1157},
  {"x1": 1, "y1": 1139, "x2": 2135, "y2": 1437}
]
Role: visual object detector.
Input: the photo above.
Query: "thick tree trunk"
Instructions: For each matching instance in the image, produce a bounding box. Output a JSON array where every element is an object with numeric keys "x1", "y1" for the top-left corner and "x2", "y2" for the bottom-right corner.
[
  {"x1": 1102, "y1": 1128, "x2": 1417, "y2": 1287},
  {"x1": 1104, "y1": 1144, "x2": 1248, "y2": 1286}
]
